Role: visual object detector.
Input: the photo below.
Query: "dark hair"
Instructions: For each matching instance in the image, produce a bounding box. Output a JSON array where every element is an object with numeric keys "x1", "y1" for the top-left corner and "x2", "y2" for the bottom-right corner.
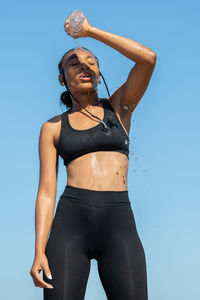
[{"x1": 58, "y1": 47, "x2": 100, "y2": 111}]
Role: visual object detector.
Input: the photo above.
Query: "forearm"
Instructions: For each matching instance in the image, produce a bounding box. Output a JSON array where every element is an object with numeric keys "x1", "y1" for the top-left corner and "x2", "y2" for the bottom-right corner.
[
  {"x1": 34, "y1": 194, "x2": 56, "y2": 255},
  {"x1": 88, "y1": 26, "x2": 156, "y2": 64}
]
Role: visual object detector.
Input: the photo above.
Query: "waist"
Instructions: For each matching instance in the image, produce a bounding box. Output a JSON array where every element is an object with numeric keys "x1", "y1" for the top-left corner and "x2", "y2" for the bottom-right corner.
[{"x1": 60, "y1": 184, "x2": 130, "y2": 205}]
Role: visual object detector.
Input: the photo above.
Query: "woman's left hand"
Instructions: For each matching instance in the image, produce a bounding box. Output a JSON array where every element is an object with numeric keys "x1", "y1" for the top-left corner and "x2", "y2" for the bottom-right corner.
[{"x1": 64, "y1": 15, "x2": 93, "y2": 39}]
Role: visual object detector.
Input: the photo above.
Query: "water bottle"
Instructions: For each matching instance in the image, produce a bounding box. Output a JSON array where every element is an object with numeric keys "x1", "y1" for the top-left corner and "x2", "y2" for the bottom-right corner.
[{"x1": 68, "y1": 10, "x2": 85, "y2": 36}]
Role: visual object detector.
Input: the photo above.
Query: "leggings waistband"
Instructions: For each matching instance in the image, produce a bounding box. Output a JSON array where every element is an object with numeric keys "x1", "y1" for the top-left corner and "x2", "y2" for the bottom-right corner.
[{"x1": 60, "y1": 185, "x2": 130, "y2": 205}]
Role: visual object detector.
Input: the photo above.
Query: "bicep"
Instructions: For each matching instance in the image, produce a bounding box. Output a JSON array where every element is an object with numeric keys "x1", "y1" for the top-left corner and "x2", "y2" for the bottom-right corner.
[{"x1": 38, "y1": 122, "x2": 58, "y2": 201}]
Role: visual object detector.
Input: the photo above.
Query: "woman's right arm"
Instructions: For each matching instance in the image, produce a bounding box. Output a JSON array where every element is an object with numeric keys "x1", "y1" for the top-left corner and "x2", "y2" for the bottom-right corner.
[{"x1": 30, "y1": 120, "x2": 59, "y2": 289}]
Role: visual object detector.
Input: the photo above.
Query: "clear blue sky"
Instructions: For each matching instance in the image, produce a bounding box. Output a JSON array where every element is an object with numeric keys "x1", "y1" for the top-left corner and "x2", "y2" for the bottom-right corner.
[{"x1": 0, "y1": 0, "x2": 199, "y2": 299}]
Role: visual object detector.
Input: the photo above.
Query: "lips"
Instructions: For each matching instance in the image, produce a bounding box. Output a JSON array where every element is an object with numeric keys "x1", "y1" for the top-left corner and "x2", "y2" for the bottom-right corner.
[{"x1": 79, "y1": 72, "x2": 92, "y2": 81}]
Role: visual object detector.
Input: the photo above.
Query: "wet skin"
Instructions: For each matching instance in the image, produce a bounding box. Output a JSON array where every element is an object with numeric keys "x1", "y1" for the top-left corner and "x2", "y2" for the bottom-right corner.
[{"x1": 55, "y1": 48, "x2": 132, "y2": 191}]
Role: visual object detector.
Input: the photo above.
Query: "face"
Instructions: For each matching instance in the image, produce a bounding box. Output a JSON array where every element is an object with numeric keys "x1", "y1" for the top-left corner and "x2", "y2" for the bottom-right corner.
[{"x1": 59, "y1": 48, "x2": 101, "y2": 94}]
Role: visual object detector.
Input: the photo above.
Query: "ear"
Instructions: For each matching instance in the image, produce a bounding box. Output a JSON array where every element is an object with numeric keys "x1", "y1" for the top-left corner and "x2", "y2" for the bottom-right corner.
[{"x1": 59, "y1": 73, "x2": 65, "y2": 86}]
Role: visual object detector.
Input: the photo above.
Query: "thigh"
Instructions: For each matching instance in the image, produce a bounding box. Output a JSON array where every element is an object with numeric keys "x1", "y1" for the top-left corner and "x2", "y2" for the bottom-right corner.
[
  {"x1": 97, "y1": 203, "x2": 148, "y2": 300},
  {"x1": 43, "y1": 197, "x2": 91, "y2": 300}
]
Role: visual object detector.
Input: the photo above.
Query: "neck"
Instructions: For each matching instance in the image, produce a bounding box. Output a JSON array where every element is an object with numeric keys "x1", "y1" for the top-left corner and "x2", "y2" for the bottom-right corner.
[{"x1": 69, "y1": 91, "x2": 101, "y2": 112}]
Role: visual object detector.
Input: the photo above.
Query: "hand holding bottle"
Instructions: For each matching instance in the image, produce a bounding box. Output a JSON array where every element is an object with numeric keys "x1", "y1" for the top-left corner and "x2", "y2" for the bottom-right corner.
[{"x1": 64, "y1": 11, "x2": 93, "y2": 39}]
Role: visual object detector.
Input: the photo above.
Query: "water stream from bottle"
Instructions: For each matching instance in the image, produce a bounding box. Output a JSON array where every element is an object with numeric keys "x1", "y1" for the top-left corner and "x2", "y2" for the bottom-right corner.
[
  {"x1": 73, "y1": 38, "x2": 82, "y2": 57},
  {"x1": 73, "y1": 37, "x2": 98, "y2": 66}
]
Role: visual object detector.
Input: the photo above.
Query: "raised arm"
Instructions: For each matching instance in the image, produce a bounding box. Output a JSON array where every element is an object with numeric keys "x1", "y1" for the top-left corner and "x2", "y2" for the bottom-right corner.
[
  {"x1": 64, "y1": 16, "x2": 157, "y2": 115},
  {"x1": 30, "y1": 120, "x2": 59, "y2": 289},
  {"x1": 88, "y1": 26, "x2": 157, "y2": 114}
]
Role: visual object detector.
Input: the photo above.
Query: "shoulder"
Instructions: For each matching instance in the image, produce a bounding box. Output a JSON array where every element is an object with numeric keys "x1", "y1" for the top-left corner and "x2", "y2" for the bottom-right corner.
[
  {"x1": 41, "y1": 113, "x2": 63, "y2": 131},
  {"x1": 39, "y1": 113, "x2": 64, "y2": 148}
]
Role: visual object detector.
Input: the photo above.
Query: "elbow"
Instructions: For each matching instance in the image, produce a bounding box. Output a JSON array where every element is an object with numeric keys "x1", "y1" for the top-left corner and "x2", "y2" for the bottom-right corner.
[
  {"x1": 149, "y1": 51, "x2": 157, "y2": 64},
  {"x1": 142, "y1": 51, "x2": 157, "y2": 65}
]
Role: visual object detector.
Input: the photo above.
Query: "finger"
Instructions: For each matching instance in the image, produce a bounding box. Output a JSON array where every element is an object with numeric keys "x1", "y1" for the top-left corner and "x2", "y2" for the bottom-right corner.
[
  {"x1": 64, "y1": 24, "x2": 69, "y2": 31},
  {"x1": 64, "y1": 17, "x2": 70, "y2": 27},
  {"x1": 34, "y1": 276, "x2": 54, "y2": 289},
  {"x1": 65, "y1": 28, "x2": 73, "y2": 37},
  {"x1": 43, "y1": 264, "x2": 52, "y2": 280},
  {"x1": 64, "y1": 22, "x2": 69, "y2": 30},
  {"x1": 33, "y1": 270, "x2": 54, "y2": 289}
]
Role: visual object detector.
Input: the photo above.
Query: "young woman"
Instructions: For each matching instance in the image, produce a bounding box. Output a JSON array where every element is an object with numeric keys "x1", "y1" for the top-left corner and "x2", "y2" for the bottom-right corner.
[{"x1": 30, "y1": 14, "x2": 157, "y2": 300}]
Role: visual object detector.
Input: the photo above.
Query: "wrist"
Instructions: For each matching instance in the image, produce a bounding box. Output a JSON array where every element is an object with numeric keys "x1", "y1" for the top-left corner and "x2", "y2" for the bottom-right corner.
[
  {"x1": 35, "y1": 246, "x2": 45, "y2": 256},
  {"x1": 87, "y1": 26, "x2": 97, "y2": 38}
]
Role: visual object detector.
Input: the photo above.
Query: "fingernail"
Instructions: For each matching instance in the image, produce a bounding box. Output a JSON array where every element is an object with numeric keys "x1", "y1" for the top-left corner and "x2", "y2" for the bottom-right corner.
[
  {"x1": 48, "y1": 274, "x2": 52, "y2": 280},
  {"x1": 47, "y1": 285, "x2": 54, "y2": 289}
]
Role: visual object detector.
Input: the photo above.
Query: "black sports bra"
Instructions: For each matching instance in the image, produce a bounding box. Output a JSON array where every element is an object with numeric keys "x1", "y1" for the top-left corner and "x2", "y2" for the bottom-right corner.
[{"x1": 58, "y1": 98, "x2": 130, "y2": 167}]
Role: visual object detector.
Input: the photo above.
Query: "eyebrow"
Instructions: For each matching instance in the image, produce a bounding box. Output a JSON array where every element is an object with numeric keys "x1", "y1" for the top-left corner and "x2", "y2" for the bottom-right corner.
[{"x1": 66, "y1": 54, "x2": 95, "y2": 63}]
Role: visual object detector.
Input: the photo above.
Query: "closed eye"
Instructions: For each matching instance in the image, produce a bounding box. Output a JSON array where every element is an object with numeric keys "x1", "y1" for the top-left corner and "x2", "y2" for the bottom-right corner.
[
  {"x1": 70, "y1": 58, "x2": 96, "y2": 66},
  {"x1": 71, "y1": 63, "x2": 78, "y2": 66},
  {"x1": 69, "y1": 59, "x2": 79, "y2": 66}
]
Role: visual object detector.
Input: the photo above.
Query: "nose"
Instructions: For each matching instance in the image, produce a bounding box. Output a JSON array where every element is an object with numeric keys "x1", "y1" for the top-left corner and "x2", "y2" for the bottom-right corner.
[{"x1": 80, "y1": 63, "x2": 90, "y2": 70}]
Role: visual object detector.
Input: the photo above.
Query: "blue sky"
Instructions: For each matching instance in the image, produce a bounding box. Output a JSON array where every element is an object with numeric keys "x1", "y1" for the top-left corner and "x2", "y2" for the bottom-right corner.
[{"x1": 0, "y1": 0, "x2": 199, "y2": 299}]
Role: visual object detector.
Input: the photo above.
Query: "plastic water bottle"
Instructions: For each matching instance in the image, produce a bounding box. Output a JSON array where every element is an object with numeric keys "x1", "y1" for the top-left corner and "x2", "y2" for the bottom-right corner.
[{"x1": 68, "y1": 10, "x2": 85, "y2": 36}]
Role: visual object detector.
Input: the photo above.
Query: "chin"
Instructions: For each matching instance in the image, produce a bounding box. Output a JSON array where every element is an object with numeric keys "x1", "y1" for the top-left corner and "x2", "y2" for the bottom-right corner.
[{"x1": 78, "y1": 84, "x2": 98, "y2": 93}]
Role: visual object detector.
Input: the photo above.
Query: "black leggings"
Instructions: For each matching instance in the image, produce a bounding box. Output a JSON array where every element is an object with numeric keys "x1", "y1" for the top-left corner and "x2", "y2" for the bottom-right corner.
[{"x1": 43, "y1": 185, "x2": 148, "y2": 300}]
